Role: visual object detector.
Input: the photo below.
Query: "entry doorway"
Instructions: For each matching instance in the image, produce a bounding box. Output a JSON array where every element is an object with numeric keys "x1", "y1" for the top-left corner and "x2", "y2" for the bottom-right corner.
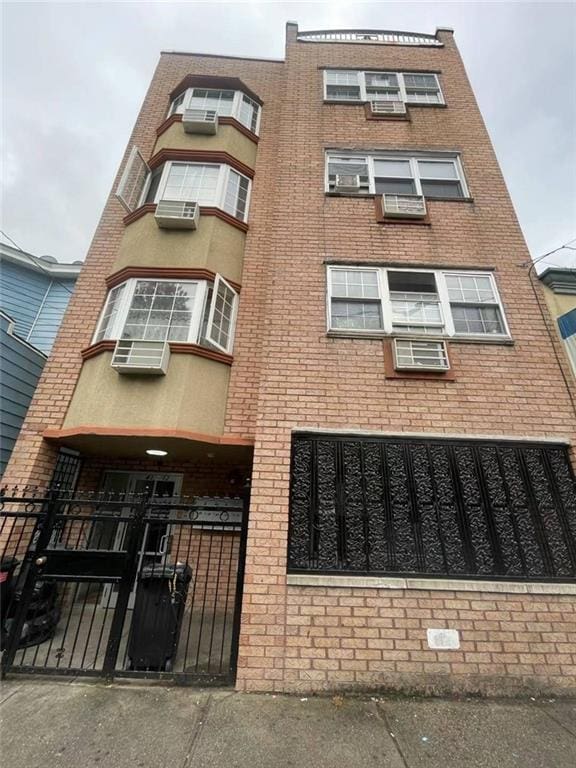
[{"x1": 96, "y1": 472, "x2": 183, "y2": 608}]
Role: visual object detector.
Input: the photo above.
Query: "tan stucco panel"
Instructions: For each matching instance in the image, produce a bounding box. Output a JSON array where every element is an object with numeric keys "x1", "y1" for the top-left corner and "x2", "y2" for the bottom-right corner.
[
  {"x1": 64, "y1": 353, "x2": 230, "y2": 436},
  {"x1": 112, "y1": 214, "x2": 245, "y2": 283},
  {"x1": 542, "y1": 284, "x2": 576, "y2": 320},
  {"x1": 153, "y1": 123, "x2": 257, "y2": 169}
]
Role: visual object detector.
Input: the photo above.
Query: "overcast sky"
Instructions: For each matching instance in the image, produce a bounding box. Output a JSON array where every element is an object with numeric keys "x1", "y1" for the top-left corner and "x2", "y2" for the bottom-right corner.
[{"x1": 2, "y1": 1, "x2": 575, "y2": 271}]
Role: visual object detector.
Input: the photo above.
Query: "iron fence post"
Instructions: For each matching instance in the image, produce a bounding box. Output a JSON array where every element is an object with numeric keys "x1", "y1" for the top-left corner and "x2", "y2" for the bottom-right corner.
[
  {"x1": 228, "y1": 479, "x2": 251, "y2": 682},
  {"x1": 1, "y1": 488, "x2": 61, "y2": 677},
  {"x1": 101, "y1": 496, "x2": 148, "y2": 678}
]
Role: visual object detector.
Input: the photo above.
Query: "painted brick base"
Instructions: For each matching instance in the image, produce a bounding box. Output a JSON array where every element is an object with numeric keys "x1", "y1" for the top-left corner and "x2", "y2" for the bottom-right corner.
[{"x1": 236, "y1": 586, "x2": 576, "y2": 696}]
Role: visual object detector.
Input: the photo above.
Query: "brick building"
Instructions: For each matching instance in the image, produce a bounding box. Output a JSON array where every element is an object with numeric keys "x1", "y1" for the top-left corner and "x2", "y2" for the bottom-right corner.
[{"x1": 2, "y1": 23, "x2": 576, "y2": 695}]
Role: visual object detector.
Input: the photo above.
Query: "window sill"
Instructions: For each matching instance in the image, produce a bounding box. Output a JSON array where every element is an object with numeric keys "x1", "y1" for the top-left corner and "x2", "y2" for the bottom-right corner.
[
  {"x1": 287, "y1": 573, "x2": 576, "y2": 595},
  {"x1": 326, "y1": 192, "x2": 474, "y2": 204},
  {"x1": 122, "y1": 202, "x2": 249, "y2": 232},
  {"x1": 81, "y1": 340, "x2": 233, "y2": 365},
  {"x1": 323, "y1": 100, "x2": 447, "y2": 109}
]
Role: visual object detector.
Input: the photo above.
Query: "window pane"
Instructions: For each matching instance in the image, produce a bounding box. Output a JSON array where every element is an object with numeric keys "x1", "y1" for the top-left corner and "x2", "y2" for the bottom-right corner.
[
  {"x1": 446, "y1": 275, "x2": 496, "y2": 304},
  {"x1": 168, "y1": 92, "x2": 186, "y2": 116},
  {"x1": 162, "y1": 163, "x2": 220, "y2": 204},
  {"x1": 331, "y1": 270, "x2": 380, "y2": 299},
  {"x1": 239, "y1": 95, "x2": 259, "y2": 133},
  {"x1": 224, "y1": 170, "x2": 250, "y2": 219},
  {"x1": 418, "y1": 161, "x2": 458, "y2": 179},
  {"x1": 390, "y1": 299, "x2": 443, "y2": 325},
  {"x1": 367, "y1": 90, "x2": 402, "y2": 100},
  {"x1": 365, "y1": 72, "x2": 399, "y2": 88},
  {"x1": 375, "y1": 179, "x2": 417, "y2": 195},
  {"x1": 207, "y1": 278, "x2": 236, "y2": 351},
  {"x1": 451, "y1": 306, "x2": 504, "y2": 335},
  {"x1": 326, "y1": 85, "x2": 362, "y2": 100},
  {"x1": 189, "y1": 89, "x2": 234, "y2": 115},
  {"x1": 121, "y1": 282, "x2": 197, "y2": 342},
  {"x1": 403, "y1": 74, "x2": 437, "y2": 89},
  {"x1": 95, "y1": 284, "x2": 125, "y2": 342},
  {"x1": 331, "y1": 300, "x2": 383, "y2": 330},
  {"x1": 420, "y1": 180, "x2": 463, "y2": 199},
  {"x1": 373, "y1": 159, "x2": 412, "y2": 178},
  {"x1": 405, "y1": 90, "x2": 441, "y2": 104},
  {"x1": 326, "y1": 71, "x2": 360, "y2": 86},
  {"x1": 328, "y1": 157, "x2": 369, "y2": 176}
]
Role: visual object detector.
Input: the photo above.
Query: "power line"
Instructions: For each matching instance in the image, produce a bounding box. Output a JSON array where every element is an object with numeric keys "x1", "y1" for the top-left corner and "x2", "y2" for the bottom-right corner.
[
  {"x1": 0, "y1": 229, "x2": 76, "y2": 296},
  {"x1": 522, "y1": 239, "x2": 576, "y2": 269}
]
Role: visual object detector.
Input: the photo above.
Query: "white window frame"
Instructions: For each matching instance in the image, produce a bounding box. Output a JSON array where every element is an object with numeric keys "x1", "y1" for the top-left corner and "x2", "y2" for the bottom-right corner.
[
  {"x1": 168, "y1": 89, "x2": 261, "y2": 135},
  {"x1": 93, "y1": 276, "x2": 238, "y2": 354},
  {"x1": 206, "y1": 274, "x2": 239, "y2": 353},
  {"x1": 325, "y1": 151, "x2": 469, "y2": 199},
  {"x1": 326, "y1": 266, "x2": 510, "y2": 341},
  {"x1": 144, "y1": 161, "x2": 251, "y2": 222},
  {"x1": 324, "y1": 70, "x2": 444, "y2": 106}
]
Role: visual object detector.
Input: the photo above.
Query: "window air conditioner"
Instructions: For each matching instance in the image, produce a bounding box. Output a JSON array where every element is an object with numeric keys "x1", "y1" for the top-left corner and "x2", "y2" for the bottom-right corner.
[
  {"x1": 335, "y1": 174, "x2": 361, "y2": 193},
  {"x1": 393, "y1": 338, "x2": 449, "y2": 371},
  {"x1": 370, "y1": 100, "x2": 406, "y2": 115},
  {"x1": 182, "y1": 108, "x2": 218, "y2": 135},
  {"x1": 382, "y1": 194, "x2": 427, "y2": 218},
  {"x1": 155, "y1": 200, "x2": 200, "y2": 229},
  {"x1": 111, "y1": 340, "x2": 170, "y2": 375}
]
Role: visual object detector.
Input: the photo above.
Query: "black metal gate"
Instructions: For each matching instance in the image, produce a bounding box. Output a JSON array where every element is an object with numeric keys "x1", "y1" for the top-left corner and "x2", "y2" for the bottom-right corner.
[{"x1": 0, "y1": 488, "x2": 249, "y2": 685}]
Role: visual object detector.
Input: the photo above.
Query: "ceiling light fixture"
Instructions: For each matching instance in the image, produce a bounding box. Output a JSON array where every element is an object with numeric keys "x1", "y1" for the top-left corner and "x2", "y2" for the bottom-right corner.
[{"x1": 146, "y1": 449, "x2": 168, "y2": 457}]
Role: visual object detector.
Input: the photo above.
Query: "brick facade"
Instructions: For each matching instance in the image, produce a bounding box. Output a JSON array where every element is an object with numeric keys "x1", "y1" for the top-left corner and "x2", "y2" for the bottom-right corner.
[{"x1": 3, "y1": 23, "x2": 575, "y2": 695}]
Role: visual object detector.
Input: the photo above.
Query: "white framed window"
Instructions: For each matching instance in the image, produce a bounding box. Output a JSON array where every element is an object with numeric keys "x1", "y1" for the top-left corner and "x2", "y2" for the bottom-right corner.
[
  {"x1": 327, "y1": 266, "x2": 509, "y2": 340},
  {"x1": 116, "y1": 150, "x2": 252, "y2": 222},
  {"x1": 94, "y1": 277, "x2": 238, "y2": 354},
  {"x1": 168, "y1": 89, "x2": 261, "y2": 134},
  {"x1": 325, "y1": 151, "x2": 468, "y2": 199},
  {"x1": 324, "y1": 70, "x2": 444, "y2": 105}
]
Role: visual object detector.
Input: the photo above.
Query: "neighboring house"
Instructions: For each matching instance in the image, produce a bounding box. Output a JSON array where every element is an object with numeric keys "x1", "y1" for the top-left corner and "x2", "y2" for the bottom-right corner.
[
  {"x1": 539, "y1": 267, "x2": 576, "y2": 377},
  {"x1": 2, "y1": 24, "x2": 576, "y2": 698},
  {"x1": 0, "y1": 243, "x2": 82, "y2": 473}
]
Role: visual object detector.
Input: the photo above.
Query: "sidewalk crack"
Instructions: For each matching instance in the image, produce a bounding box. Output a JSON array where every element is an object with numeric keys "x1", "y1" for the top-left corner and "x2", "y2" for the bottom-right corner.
[
  {"x1": 535, "y1": 703, "x2": 576, "y2": 739},
  {"x1": 180, "y1": 693, "x2": 213, "y2": 767},
  {"x1": 373, "y1": 701, "x2": 410, "y2": 768}
]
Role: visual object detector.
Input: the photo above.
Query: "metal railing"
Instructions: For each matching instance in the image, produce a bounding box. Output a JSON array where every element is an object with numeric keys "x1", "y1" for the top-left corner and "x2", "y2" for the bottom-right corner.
[{"x1": 297, "y1": 29, "x2": 443, "y2": 46}]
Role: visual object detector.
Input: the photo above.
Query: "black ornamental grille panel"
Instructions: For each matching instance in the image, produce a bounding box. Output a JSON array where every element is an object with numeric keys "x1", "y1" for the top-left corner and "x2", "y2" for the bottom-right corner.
[{"x1": 288, "y1": 434, "x2": 576, "y2": 581}]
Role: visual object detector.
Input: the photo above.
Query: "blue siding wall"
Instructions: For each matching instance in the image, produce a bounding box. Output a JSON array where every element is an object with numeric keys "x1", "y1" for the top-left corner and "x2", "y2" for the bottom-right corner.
[
  {"x1": 0, "y1": 315, "x2": 46, "y2": 474},
  {"x1": 0, "y1": 260, "x2": 75, "y2": 354}
]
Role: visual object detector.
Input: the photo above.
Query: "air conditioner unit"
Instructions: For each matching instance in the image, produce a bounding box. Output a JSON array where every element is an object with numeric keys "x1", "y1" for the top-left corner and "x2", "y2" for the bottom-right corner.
[
  {"x1": 393, "y1": 338, "x2": 449, "y2": 372},
  {"x1": 382, "y1": 194, "x2": 427, "y2": 218},
  {"x1": 370, "y1": 100, "x2": 406, "y2": 115},
  {"x1": 182, "y1": 108, "x2": 218, "y2": 135},
  {"x1": 155, "y1": 200, "x2": 200, "y2": 229},
  {"x1": 111, "y1": 340, "x2": 170, "y2": 375},
  {"x1": 335, "y1": 174, "x2": 361, "y2": 193}
]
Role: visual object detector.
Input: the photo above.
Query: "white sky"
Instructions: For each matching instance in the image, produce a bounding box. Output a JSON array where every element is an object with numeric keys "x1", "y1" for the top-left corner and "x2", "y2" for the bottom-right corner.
[{"x1": 2, "y1": 1, "x2": 575, "y2": 271}]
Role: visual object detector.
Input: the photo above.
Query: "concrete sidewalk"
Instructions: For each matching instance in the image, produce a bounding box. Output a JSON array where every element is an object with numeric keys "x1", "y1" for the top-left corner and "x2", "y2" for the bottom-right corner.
[{"x1": 1, "y1": 680, "x2": 575, "y2": 768}]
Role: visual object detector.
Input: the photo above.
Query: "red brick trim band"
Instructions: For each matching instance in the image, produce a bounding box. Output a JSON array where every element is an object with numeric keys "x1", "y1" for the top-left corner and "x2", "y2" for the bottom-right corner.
[
  {"x1": 43, "y1": 426, "x2": 255, "y2": 447},
  {"x1": 169, "y1": 74, "x2": 263, "y2": 105},
  {"x1": 105, "y1": 267, "x2": 241, "y2": 293},
  {"x1": 155, "y1": 113, "x2": 259, "y2": 144},
  {"x1": 81, "y1": 340, "x2": 234, "y2": 366},
  {"x1": 122, "y1": 203, "x2": 249, "y2": 232},
  {"x1": 149, "y1": 148, "x2": 255, "y2": 179}
]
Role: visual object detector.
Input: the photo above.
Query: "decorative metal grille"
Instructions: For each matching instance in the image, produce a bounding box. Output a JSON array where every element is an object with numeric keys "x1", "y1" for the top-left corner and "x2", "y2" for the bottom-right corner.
[
  {"x1": 49, "y1": 449, "x2": 82, "y2": 492},
  {"x1": 288, "y1": 434, "x2": 576, "y2": 581}
]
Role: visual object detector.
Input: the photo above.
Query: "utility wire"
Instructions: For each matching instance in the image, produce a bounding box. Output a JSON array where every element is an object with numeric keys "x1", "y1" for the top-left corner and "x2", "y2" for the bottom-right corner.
[{"x1": 0, "y1": 229, "x2": 77, "y2": 296}]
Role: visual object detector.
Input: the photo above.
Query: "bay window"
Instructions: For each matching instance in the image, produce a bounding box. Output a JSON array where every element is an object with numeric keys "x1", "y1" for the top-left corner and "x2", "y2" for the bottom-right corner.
[
  {"x1": 326, "y1": 151, "x2": 468, "y2": 199},
  {"x1": 116, "y1": 147, "x2": 252, "y2": 222},
  {"x1": 168, "y1": 88, "x2": 261, "y2": 134},
  {"x1": 327, "y1": 266, "x2": 509, "y2": 340},
  {"x1": 94, "y1": 276, "x2": 238, "y2": 354},
  {"x1": 324, "y1": 70, "x2": 444, "y2": 105}
]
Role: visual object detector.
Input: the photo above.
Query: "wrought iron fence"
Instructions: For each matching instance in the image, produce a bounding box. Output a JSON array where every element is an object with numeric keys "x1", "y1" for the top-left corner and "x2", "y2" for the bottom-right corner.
[
  {"x1": 288, "y1": 434, "x2": 576, "y2": 581},
  {"x1": 0, "y1": 488, "x2": 248, "y2": 685}
]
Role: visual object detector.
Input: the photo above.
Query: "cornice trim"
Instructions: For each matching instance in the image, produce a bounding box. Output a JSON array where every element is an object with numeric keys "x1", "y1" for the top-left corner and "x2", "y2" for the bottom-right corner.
[
  {"x1": 148, "y1": 148, "x2": 255, "y2": 178},
  {"x1": 122, "y1": 203, "x2": 249, "y2": 232},
  {"x1": 81, "y1": 340, "x2": 234, "y2": 365},
  {"x1": 43, "y1": 426, "x2": 255, "y2": 447},
  {"x1": 105, "y1": 267, "x2": 241, "y2": 293}
]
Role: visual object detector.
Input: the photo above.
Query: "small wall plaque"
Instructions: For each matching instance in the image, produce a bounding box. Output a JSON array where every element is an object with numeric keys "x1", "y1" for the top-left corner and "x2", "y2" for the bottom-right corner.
[{"x1": 426, "y1": 628, "x2": 460, "y2": 650}]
